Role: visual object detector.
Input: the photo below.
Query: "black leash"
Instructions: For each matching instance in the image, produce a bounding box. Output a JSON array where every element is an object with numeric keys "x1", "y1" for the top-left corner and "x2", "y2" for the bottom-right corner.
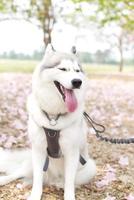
[{"x1": 84, "y1": 112, "x2": 134, "y2": 144}]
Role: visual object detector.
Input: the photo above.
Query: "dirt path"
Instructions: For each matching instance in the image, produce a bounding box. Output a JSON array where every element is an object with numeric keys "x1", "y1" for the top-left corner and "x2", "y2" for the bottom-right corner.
[{"x1": 0, "y1": 73, "x2": 134, "y2": 200}]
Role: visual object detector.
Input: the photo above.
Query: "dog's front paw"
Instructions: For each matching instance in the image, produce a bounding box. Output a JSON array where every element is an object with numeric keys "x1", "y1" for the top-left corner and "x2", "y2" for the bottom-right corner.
[
  {"x1": 27, "y1": 193, "x2": 42, "y2": 200},
  {"x1": 0, "y1": 176, "x2": 9, "y2": 186},
  {"x1": 64, "y1": 194, "x2": 75, "y2": 200},
  {"x1": 27, "y1": 196, "x2": 41, "y2": 200},
  {"x1": 64, "y1": 197, "x2": 75, "y2": 200}
]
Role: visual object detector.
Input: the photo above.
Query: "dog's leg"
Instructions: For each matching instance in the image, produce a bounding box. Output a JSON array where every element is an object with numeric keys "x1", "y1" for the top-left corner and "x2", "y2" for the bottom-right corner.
[
  {"x1": 75, "y1": 144, "x2": 96, "y2": 185},
  {"x1": 75, "y1": 158, "x2": 96, "y2": 185},
  {"x1": 28, "y1": 146, "x2": 46, "y2": 200},
  {"x1": 0, "y1": 169, "x2": 25, "y2": 186},
  {"x1": 0, "y1": 161, "x2": 31, "y2": 186},
  {"x1": 64, "y1": 149, "x2": 79, "y2": 200}
]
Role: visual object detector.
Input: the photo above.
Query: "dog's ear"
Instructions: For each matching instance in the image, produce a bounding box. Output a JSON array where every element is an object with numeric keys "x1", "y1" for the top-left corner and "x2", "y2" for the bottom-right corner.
[
  {"x1": 71, "y1": 46, "x2": 77, "y2": 54},
  {"x1": 45, "y1": 44, "x2": 56, "y2": 54}
]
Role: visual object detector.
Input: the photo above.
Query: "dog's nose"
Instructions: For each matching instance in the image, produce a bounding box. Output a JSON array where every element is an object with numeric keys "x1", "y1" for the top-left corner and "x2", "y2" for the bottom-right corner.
[{"x1": 71, "y1": 79, "x2": 82, "y2": 89}]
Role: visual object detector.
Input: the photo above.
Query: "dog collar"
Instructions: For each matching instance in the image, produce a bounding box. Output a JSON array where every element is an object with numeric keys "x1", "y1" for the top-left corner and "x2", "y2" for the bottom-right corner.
[{"x1": 42, "y1": 110, "x2": 67, "y2": 126}]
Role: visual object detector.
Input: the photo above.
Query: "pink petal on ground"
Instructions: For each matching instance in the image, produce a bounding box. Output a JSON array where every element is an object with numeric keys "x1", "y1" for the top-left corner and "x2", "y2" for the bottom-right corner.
[
  {"x1": 96, "y1": 165, "x2": 116, "y2": 188},
  {"x1": 96, "y1": 179, "x2": 109, "y2": 188},
  {"x1": 4, "y1": 141, "x2": 13, "y2": 149},
  {"x1": 106, "y1": 164, "x2": 116, "y2": 173},
  {"x1": 8, "y1": 136, "x2": 17, "y2": 144},
  {"x1": 125, "y1": 194, "x2": 134, "y2": 200},
  {"x1": 16, "y1": 183, "x2": 23, "y2": 189},
  {"x1": 0, "y1": 134, "x2": 7, "y2": 142},
  {"x1": 104, "y1": 194, "x2": 116, "y2": 200},
  {"x1": 119, "y1": 156, "x2": 129, "y2": 167},
  {"x1": 104, "y1": 171, "x2": 116, "y2": 182},
  {"x1": 11, "y1": 119, "x2": 25, "y2": 130}
]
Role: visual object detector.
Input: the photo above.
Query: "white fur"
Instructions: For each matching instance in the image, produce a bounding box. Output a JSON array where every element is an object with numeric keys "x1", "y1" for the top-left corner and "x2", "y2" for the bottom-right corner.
[{"x1": 0, "y1": 45, "x2": 96, "y2": 200}]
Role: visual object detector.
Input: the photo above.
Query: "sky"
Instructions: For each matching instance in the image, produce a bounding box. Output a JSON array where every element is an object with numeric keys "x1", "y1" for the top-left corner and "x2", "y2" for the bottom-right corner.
[
  {"x1": 0, "y1": 20, "x2": 43, "y2": 54},
  {"x1": 0, "y1": 19, "x2": 110, "y2": 54},
  {"x1": 0, "y1": 19, "x2": 133, "y2": 60}
]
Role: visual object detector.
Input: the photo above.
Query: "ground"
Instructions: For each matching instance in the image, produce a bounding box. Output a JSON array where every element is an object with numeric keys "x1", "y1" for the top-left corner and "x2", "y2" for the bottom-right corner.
[{"x1": 0, "y1": 73, "x2": 134, "y2": 200}]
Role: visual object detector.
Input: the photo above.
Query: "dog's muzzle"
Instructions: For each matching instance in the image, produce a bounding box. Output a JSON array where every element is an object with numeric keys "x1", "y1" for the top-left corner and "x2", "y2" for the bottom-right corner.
[{"x1": 71, "y1": 79, "x2": 82, "y2": 89}]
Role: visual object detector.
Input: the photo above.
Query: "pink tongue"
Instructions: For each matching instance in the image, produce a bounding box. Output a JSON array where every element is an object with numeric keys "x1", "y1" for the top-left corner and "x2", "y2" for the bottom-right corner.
[{"x1": 64, "y1": 89, "x2": 78, "y2": 112}]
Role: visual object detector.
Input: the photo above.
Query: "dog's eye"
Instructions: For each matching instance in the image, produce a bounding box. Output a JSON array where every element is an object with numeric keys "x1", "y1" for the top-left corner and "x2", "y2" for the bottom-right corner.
[
  {"x1": 59, "y1": 68, "x2": 67, "y2": 71},
  {"x1": 75, "y1": 69, "x2": 80, "y2": 72}
]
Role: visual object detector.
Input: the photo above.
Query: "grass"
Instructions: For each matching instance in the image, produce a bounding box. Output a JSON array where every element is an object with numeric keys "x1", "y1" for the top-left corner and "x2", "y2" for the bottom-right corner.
[
  {"x1": 0, "y1": 59, "x2": 39, "y2": 73},
  {"x1": 0, "y1": 59, "x2": 134, "y2": 74},
  {"x1": 83, "y1": 63, "x2": 134, "y2": 74}
]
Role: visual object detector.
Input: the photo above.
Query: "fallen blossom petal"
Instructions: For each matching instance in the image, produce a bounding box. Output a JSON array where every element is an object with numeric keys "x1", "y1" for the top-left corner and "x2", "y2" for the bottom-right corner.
[
  {"x1": 96, "y1": 166, "x2": 116, "y2": 188},
  {"x1": 105, "y1": 164, "x2": 116, "y2": 173},
  {"x1": 119, "y1": 156, "x2": 129, "y2": 167},
  {"x1": 16, "y1": 183, "x2": 23, "y2": 189},
  {"x1": 96, "y1": 179, "x2": 109, "y2": 188},
  {"x1": 104, "y1": 171, "x2": 116, "y2": 182},
  {"x1": 104, "y1": 194, "x2": 116, "y2": 200},
  {"x1": 4, "y1": 141, "x2": 13, "y2": 149},
  {"x1": 125, "y1": 194, "x2": 134, "y2": 200}
]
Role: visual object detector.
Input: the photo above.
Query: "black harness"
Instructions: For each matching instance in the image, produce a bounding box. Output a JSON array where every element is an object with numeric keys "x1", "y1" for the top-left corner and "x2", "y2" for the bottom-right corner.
[
  {"x1": 43, "y1": 127, "x2": 61, "y2": 159},
  {"x1": 43, "y1": 127, "x2": 87, "y2": 171},
  {"x1": 40, "y1": 111, "x2": 134, "y2": 171}
]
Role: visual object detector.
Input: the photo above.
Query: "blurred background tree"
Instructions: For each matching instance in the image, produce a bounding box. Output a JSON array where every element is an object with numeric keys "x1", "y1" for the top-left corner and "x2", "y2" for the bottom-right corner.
[
  {"x1": 0, "y1": 0, "x2": 54, "y2": 46},
  {"x1": 0, "y1": 0, "x2": 133, "y2": 72},
  {"x1": 71, "y1": 0, "x2": 134, "y2": 30},
  {"x1": 71, "y1": 0, "x2": 134, "y2": 71}
]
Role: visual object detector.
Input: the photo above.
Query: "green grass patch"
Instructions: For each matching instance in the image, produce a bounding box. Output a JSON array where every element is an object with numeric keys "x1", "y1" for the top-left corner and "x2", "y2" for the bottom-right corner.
[
  {"x1": 0, "y1": 59, "x2": 39, "y2": 73},
  {"x1": 0, "y1": 59, "x2": 134, "y2": 74},
  {"x1": 83, "y1": 63, "x2": 134, "y2": 74}
]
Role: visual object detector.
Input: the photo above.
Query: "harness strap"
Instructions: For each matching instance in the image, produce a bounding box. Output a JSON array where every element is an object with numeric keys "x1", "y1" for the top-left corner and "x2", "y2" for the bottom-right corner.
[
  {"x1": 43, "y1": 156, "x2": 49, "y2": 171},
  {"x1": 43, "y1": 127, "x2": 61, "y2": 158},
  {"x1": 43, "y1": 154, "x2": 87, "y2": 172},
  {"x1": 43, "y1": 127, "x2": 87, "y2": 171},
  {"x1": 80, "y1": 155, "x2": 87, "y2": 165}
]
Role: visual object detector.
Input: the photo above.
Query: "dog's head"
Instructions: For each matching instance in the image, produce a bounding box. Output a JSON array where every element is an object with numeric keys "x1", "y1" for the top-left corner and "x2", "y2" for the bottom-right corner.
[{"x1": 33, "y1": 44, "x2": 87, "y2": 114}]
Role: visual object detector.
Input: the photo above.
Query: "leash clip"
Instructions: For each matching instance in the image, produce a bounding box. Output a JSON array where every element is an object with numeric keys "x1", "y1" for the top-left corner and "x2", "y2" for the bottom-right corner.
[{"x1": 49, "y1": 119, "x2": 57, "y2": 126}]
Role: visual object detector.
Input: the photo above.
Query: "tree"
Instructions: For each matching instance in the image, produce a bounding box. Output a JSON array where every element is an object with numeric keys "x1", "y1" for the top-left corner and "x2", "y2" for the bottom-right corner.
[
  {"x1": 0, "y1": 0, "x2": 55, "y2": 47},
  {"x1": 117, "y1": 32, "x2": 124, "y2": 72},
  {"x1": 71, "y1": 0, "x2": 134, "y2": 31},
  {"x1": 97, "y1": 27, "x2": 134, "y2": 71},
  {"x1": 94, "y1": 49, "x2": 111, "y2": 64},
  {"x1": 71, "y1": 0, "x2": 134, "y2": 71},
  {"x1": 78, "y1": 52, "x2": 93, "y2": 63}
]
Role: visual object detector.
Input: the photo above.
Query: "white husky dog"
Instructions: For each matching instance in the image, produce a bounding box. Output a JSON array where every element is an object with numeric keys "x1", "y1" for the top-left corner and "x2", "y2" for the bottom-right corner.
[{"x1": 0, "y1": 45, "x2": 96, "y2": 200}]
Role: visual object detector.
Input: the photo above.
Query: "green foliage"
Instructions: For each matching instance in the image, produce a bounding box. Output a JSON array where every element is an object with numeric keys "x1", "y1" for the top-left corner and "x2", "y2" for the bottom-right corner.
[
  {"x1": 28, "y1": 0, "x2": 53, "y2": 25},
  {"x1": 71, "y1": 0, "x2": 134, "y2": 31},
  {"x1": 0, "y1": 0, "x2": 54, "y2": 46},
  {"x1": 78, "y1": 52, "x2": 93, "y2": 63},
  {"x1": 78, "y1": 50, "x2": 117, "y2": 64},
  {"x1": 0, "y1": 50, "x2": 44, "y2": 60},
  {"x1": 0, "y1": 0, "x2": 17, "y2": 13}
]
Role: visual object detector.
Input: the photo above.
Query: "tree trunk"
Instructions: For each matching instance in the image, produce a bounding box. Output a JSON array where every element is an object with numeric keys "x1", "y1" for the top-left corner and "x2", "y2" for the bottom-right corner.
[
  {"x1": 119, "y1": 48, "x2": 124, "y2": 72},
  {"x1": 118, "y1": 33, "x2": 124, "y2": 72},
  {"x1": 42, "y1": 0, "x2": 54, "y2": 48},
  {"x1": 43, "y1": 28, "x2": 52, "y2": 47}
]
